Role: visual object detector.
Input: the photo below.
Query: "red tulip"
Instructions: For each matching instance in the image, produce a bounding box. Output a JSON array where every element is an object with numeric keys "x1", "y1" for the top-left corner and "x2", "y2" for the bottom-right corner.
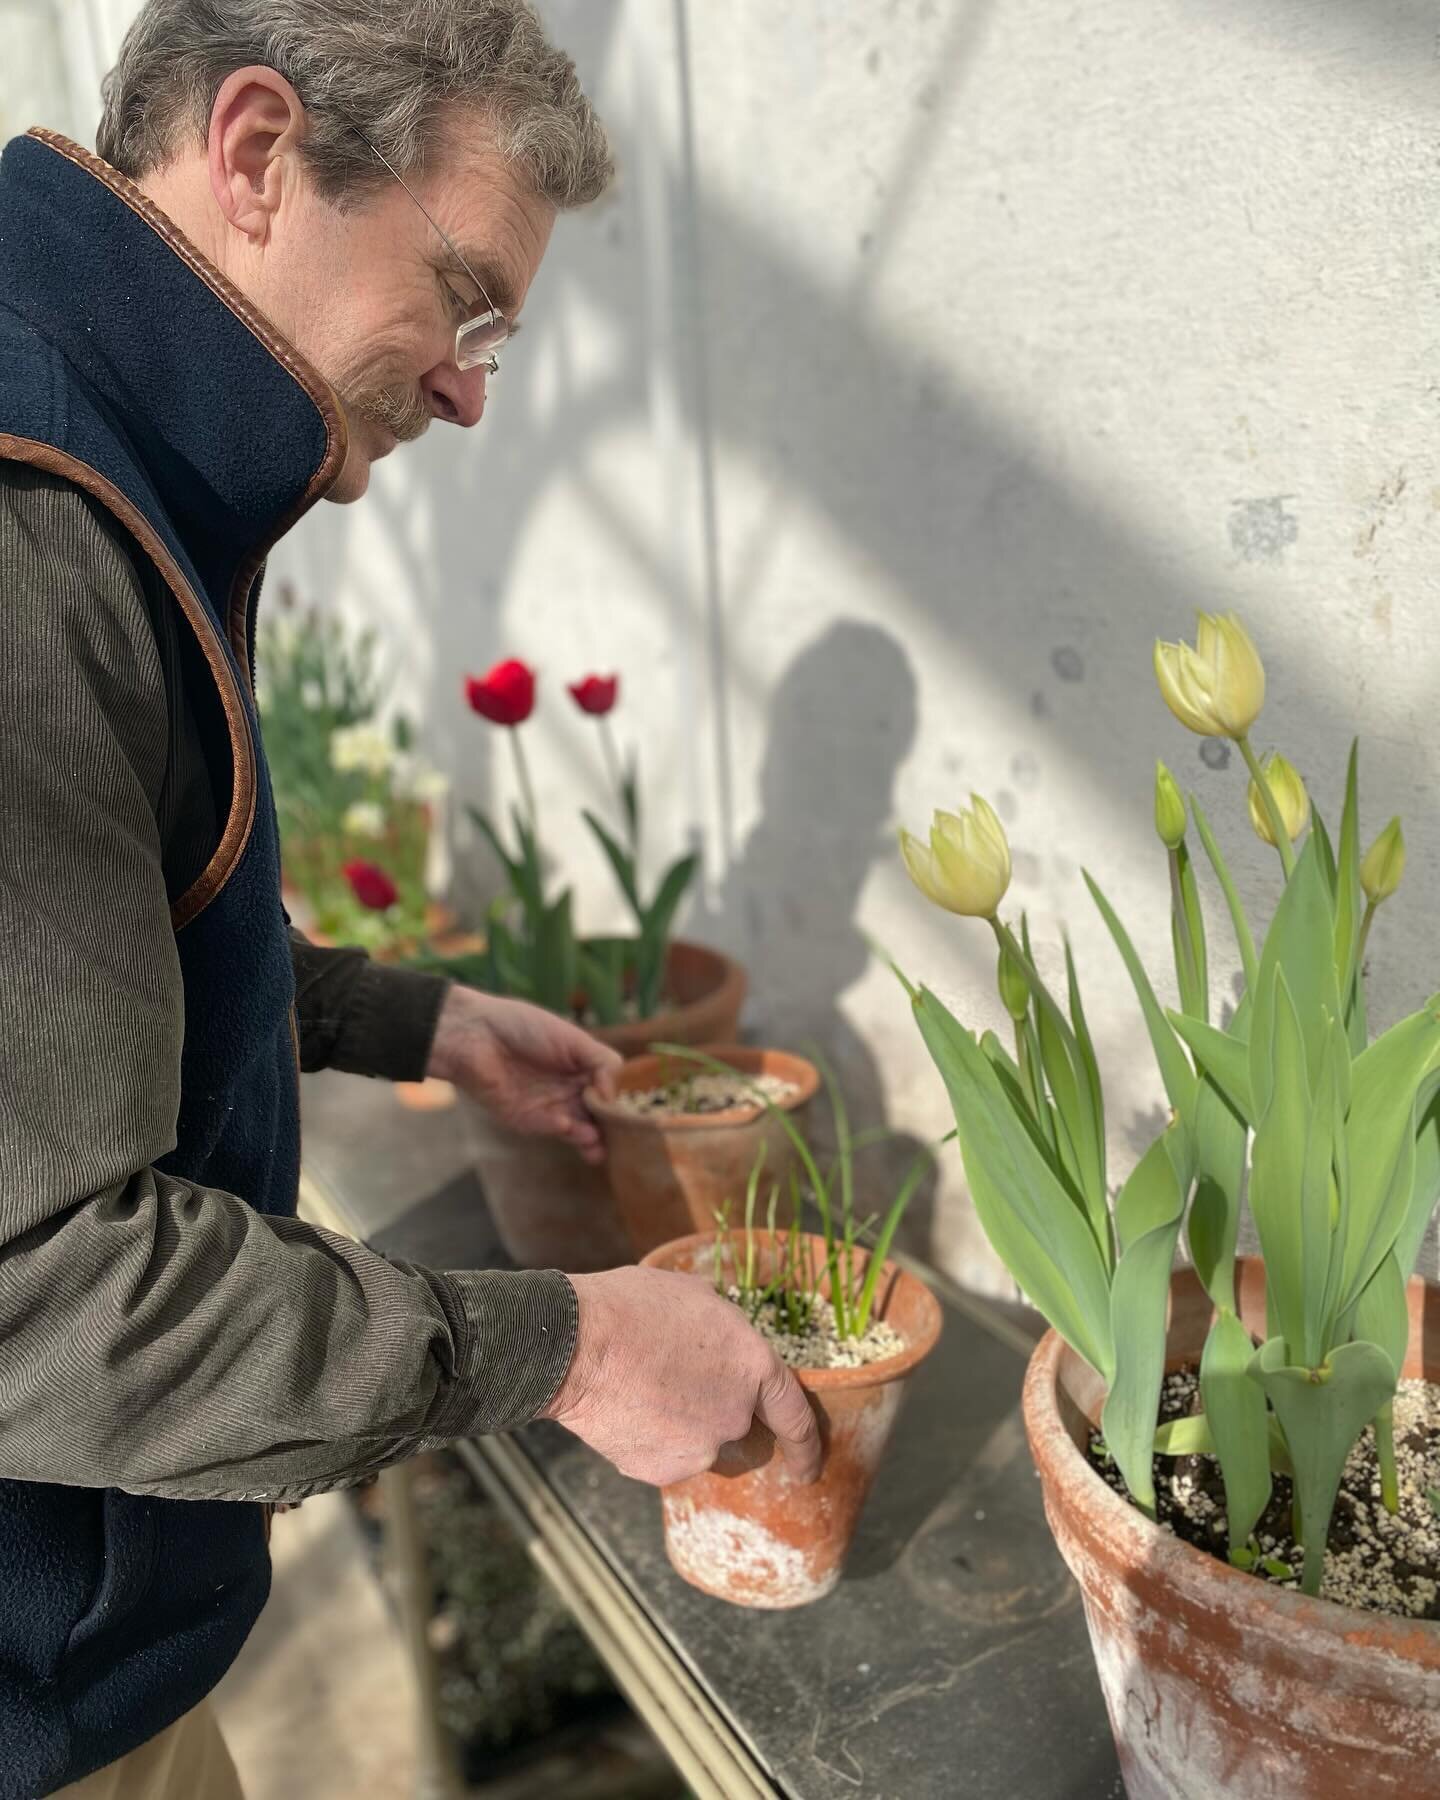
[
  {"x1": 465, "y1": 659, "x2": 536, "y2": 726},
  {"x1": 568, "y1": 673, "x2": 619, "y2": 717},
  {"x1": 342, "y1": 859, "x2": 398, "y2": 911}
]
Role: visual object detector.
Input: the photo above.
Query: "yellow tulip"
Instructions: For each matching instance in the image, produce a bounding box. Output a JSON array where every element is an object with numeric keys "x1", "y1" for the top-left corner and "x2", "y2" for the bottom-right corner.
[
  {"x1": 1360, "y1": 817, "x2": 1405, "y2": 905},
  {"x1": 1154, "y1": 760, "x2": 1187, "y2": 850},
  {"x1": 900, "y1": 795, "x2": 1012, "y2": 919},
  {"x1": 1246, "y1": 752, "x2": 1309, "y2": 849},
  {"x1": 1154, "y1": 612, "x2": 1266, "y2": 740}
]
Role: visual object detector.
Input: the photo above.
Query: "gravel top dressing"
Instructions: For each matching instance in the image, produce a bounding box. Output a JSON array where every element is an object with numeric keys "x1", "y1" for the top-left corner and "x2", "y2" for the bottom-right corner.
[
  {"x1": 728, "y1": 1287, "x2": 905, "y2": 1370},
  {"x1": 615, "y1": 1072, "x2": 801, "y2": 1117},
  {"x1": 1089, "y1": 1369, "x2": 1440, "y2": 1619}
]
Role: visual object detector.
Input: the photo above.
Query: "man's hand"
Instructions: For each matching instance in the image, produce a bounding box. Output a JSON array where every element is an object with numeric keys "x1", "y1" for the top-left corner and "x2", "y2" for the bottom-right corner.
[
  {"x1": 427, "y1": 986, "x2": 622, "y2": 1164},
  {"x1": 540, "y1": 1266, "x2": 823, "y2": 1487}
]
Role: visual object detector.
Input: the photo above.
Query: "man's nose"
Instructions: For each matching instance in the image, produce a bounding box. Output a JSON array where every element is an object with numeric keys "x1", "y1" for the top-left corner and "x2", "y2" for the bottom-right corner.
[{"x1": 423, "y1": 361, "x2": 487, "y2": 428}]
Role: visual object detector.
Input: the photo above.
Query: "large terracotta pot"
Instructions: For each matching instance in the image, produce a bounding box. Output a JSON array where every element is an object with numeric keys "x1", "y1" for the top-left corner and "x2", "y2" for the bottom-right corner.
[
  {"x1": 1023, "y1": 1260, "x2": 1440, "y2": 1800},
  {"x1": 642, "y1": 1232, "x2": 942, "y2": 1608},
  {"x1": 586, "y1": 1046, "x2": 819, "y2": 1257}
]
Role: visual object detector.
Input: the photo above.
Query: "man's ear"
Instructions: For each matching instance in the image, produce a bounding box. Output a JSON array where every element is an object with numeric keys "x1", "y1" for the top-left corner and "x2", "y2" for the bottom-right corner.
[{"x1": 207, "y1": 65, "x2": 307, "y2": 247}]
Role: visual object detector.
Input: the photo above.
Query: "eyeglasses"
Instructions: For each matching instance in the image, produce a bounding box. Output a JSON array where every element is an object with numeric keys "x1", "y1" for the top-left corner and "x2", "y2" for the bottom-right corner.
[{"x1": 344, "y1": 120, "x2": 510, "y2": 375}]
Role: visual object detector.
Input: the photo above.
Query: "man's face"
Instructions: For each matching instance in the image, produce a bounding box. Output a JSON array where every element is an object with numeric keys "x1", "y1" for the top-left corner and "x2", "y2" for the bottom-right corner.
[{"x1": 262, "y1": 125, "x2": 556, "y2": 503}]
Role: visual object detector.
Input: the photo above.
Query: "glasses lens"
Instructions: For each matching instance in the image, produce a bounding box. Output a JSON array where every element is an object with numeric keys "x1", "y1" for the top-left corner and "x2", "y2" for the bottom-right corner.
[{"x1": 456, "y1": 311, "x2": 508, "y2": 371}]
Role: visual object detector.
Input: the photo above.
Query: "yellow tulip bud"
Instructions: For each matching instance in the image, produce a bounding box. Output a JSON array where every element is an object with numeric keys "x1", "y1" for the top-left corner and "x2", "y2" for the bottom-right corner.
[
  {"x1": 900, "y1": 794, "x2": 1012, "y2": 919},
  {"x1": 1154, "y1": 611, "x2": 1266, "y2": 740},
  {"x1": 997, "y1": 941, "x2": 1030, "y2": 1021},
  {"x1": 1246, "y1": 752, "x2": 1309, "y2": 849},
  {"x1": 1154, "y1": 760, "x2": 1187, "y2": 850},
  {"x1": 1360, "y1": 816, "x2": 1405, "y2": 905}
]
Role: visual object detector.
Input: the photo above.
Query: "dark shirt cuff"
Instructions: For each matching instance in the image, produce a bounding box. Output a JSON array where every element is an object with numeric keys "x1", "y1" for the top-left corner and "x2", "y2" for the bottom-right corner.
[
  {"x1": 290, "y1": 933, "x2": 451, "y2": 1081},
  {"x1": 432, "y1": 1269, "x2": 579, "y2": 1436}
]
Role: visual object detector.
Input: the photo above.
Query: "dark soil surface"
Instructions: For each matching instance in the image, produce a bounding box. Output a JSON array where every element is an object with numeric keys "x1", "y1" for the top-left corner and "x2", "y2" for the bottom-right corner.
[{"x1": 1088, "y1": 1371, "x2": 1440, "y2": 1619}]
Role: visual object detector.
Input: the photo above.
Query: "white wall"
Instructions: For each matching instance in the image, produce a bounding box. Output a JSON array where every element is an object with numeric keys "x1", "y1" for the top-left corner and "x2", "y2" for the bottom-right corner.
[{"x1": 28, "y1": 0, "x2": 1440, "y2": 1291}]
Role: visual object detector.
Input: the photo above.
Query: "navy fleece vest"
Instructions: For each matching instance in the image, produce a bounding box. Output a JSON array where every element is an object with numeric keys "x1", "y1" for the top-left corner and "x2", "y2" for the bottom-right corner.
[{"x1": 0, "y1": 129, "x2": 345, "y2": 1795}]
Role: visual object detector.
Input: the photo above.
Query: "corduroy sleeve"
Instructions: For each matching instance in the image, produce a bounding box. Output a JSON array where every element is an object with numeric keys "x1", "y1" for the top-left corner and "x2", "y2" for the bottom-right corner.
[{"x1": 0, "y1": 464, "x2": 577, "y2": 1503}]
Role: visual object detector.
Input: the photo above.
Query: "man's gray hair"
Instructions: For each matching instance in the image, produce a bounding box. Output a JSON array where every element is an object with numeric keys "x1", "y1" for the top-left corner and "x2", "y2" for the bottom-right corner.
[{"x1": 96, "y1": 0, "x2": 612, "y2": 208}]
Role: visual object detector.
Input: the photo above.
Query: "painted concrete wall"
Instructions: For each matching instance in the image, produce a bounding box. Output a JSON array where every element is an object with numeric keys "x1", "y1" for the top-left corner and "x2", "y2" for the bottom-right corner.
[{"x1": 29, "y1": 0, "x2": 1440, "y2": 1290}]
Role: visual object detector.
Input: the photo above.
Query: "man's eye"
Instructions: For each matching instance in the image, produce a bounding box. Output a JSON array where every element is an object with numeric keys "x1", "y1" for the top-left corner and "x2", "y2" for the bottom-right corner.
[{"x1": 443, "y1": 282, "x2": 471, "y2": 320}]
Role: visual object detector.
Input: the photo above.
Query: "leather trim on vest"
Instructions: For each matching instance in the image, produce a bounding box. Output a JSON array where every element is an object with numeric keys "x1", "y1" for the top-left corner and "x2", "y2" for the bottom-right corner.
[
  {"x1": 24, "y1": 130, "x2": 350, "y2": 688},
  {"x1": 0, "y1": 434, "x2": 257, "y2": 932}
]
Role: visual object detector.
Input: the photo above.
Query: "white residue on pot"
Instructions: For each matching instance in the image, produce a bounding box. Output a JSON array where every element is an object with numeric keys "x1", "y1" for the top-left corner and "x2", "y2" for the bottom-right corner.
[{"x1": 662, "y1": 1495, "x2": 837, "y2": 1608}]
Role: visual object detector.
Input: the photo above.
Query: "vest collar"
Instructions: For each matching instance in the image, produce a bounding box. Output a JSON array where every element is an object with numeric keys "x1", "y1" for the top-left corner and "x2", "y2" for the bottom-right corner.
[{"x1": 0, "y1": 129, "x2": 346, "y2": 611}]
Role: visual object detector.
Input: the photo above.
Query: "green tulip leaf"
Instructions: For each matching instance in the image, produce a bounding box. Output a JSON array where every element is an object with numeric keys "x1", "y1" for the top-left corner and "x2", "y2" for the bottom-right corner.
[
  {"x1": 1154, "y1": 1414, "x2": 1215, "y2": 1457},
  {"x1": 1101, "y1": 1127, "x2": 1194, "y2": 1514},
  {"x1": 1200, "y1": 1308, "x2": 1272, "y2": 1552},
  {"x1": 1189, "y1": 793, "x2": 1260, "y2": 998},
  {"x1": 915, "y1": 988, "x2": 1114, "y2": 1379},
  {"x1": 1248, "y1": 969, "x2": 1316, "y2": 1362},
  {"x1": 1338, "y1": 1006, "x2": 1440, "y2": 1314},
  {"x1": 1247, "y1": 835, "x2": 1340, "y2": 1124},
  {"x1": 1186, "y1": 1075, "x2": 1248, "y2": 1309},
  {"x1": 1249, "y1": 1335, "x2": 1397, "y2": 1596},
  {"x1": 1085, "y1": 873, "x2": 1197, "y2": 1122},
  {"x1": 1168, "y1": 1012, "x2": 1254, "y2": 1125}
]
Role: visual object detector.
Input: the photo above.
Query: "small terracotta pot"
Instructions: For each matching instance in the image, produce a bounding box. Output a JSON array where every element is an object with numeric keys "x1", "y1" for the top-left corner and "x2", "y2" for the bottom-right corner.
[
  {"x1": 587, "y1": 939, "x2": 747, "y2": 1059},
  {"x1": 642, "y1": 1231, "x2": 942, "y2": 1608},
  {"x1": 585, "y1": 1046, "x2": 820, "y2": 1257},
  {"x1": 1024, "y1": 1259, "x2": 1440, "y2": 1800},
  {"x1": 392, "y1": 1077, "x2": 458, "y2": 1112}
]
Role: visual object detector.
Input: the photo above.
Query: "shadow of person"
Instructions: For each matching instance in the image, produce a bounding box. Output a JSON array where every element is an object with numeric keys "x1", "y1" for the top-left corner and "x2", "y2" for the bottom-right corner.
[{"x1": 687, "y1": 619, "x2": 940, "y2": 1259}]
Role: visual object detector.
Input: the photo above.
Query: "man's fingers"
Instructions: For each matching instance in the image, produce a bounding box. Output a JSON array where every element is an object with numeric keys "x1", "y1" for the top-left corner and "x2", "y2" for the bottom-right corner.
[
  {"x1": 587, "y1": 1048, "x2": 622, "y2": 1100},
  {"x1": 755, "y1": 1362, "x2": 821, "y2": 1484}
]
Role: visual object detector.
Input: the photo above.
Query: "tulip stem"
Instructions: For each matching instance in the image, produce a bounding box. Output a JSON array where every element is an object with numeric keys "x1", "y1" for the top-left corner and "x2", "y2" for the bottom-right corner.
[
  {"x1": 1238, "y1": 735, "x2": 1296, "y2": 879},
  {"x1": 990, "y1": 917, "x2": 1079, "y2": 1061},
  {"x1": 598, "y1": 717, "x2": 635, "y2": 853},
  {"x1": 1345, "y1": 899, "x2": 1378, "y2": 1017},
  {"x1": 1168, "y1": 847, "x2": 1202, "y2": 1018},
  {"x1": 509, "y1": 729, "x2": 540, "y2": 840}
]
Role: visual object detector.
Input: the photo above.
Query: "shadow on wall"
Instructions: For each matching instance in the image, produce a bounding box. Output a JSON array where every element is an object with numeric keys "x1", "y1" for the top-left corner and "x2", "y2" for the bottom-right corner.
[
  {"x1": 687, "y1": 619, "x2": 939, "y2": 1259},
  {"x1": 272, "y1": 0, "x2": 1440, "y2": 1285}
]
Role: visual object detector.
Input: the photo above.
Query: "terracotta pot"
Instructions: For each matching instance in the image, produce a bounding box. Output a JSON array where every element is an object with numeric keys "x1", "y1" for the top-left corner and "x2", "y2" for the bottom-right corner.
[
  {"x1": 641, "y1": 1231, "x2": 942, "y2": 1608},
  {"x1": 392, "y1": 1077, "x2": 458, "y2": 1112},
  {"x1": 589, "y1": 940, "x2": 747, "y2": 1060},
  {"x1": 466, "y1": 1105, "x2": 633, "y2": 1273},
  {"x1": 1023, "y1": 1259, "x2": 1440, "y2": 1800},
  {"x1": 586, "y1": 1046, "x2": 820, "y2": 1257}
]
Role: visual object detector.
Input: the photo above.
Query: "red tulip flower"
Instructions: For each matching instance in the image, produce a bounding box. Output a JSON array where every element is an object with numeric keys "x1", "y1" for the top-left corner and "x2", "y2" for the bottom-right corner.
[
  {"x1": 568, "y1": 673, "x2": 619, "y2": 717},
  {"x1": 465, "y1": 659, "x2": 536, "y2": 727},
  {"x1": 342, "y1": 859, "x2": 399, "y2": 912}
]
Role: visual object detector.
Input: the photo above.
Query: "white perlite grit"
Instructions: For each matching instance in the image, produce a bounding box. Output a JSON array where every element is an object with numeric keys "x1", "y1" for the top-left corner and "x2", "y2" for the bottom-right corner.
[
  {"x1": 727, "y1": 1287, "x2": 905, "y2": 1370},
  {"x1": 615, "y1": 1072, "x2": 800, "y2": 1117},
  {"x1": 1092, "y1": 1370, "x2": 1440, "y2": 1620}
]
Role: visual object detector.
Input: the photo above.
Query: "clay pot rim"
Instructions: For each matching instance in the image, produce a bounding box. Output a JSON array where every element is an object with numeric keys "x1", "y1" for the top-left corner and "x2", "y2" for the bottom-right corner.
[
  {"x1": 584, "y1": 1044, "x2": 820, "y2": 1131},
  {"x1": 642, "y1": 1229, "x2": 943, "y2": 1392},
  {"x1": 1023, "y1": 1310, "x2": 1440, "y2": 1662},
  {"x1": 588, "y1": 940, "x2": 747, "y2": 1057}
]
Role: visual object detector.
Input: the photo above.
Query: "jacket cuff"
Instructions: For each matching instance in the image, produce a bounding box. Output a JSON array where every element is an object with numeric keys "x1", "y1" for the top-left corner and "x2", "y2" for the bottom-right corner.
[
  {"x1": 330, "y1": 959, "x2": 452, "y2": 1083},
  {"x1": 432, "y1": 1269, "x2": 579, "y2": 1437}
]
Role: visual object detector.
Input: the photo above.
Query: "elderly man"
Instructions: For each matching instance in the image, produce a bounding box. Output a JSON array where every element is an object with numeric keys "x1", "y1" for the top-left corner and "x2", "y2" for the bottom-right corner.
[{"x1": 0, "y1": 4, "x2": 819, "y2": 1794}]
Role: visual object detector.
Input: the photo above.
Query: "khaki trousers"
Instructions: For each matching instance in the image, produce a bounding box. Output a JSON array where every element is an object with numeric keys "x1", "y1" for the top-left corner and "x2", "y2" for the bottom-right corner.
[{"x1": 52, "y1": 1701, "x2": 243, "y2": 1800}]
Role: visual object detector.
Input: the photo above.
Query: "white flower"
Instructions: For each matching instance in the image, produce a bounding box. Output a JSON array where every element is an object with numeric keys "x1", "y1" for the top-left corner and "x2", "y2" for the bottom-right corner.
[
  {"x1": 329, "y1": 724, "x2": 393, "y2": 778},
  {"x1": 342, "y1": 801, "x2": 386, "y2": 839},
  {"x1": 407, "y1": 768, "x2": 451, "y2": 802}
]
